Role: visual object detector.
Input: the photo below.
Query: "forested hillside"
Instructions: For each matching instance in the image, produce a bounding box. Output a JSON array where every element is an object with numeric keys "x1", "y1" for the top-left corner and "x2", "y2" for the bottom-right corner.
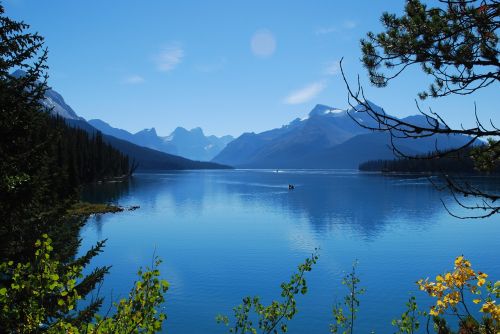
[
  {"x1": 359, "y1": 147, "x2": 500, "y2": 174},
  {"x1": 0, "y1": 6, "x2": 169, "y2": 331},
  {"x1": 1, "y1": 85, "x2": 131, "y2": 262},
  {"x1": 0, "y1": 6, "x2": 130, "y2": 264},
  {"x1": 51, "y1": 116, "x2": 131, "y2": 186}
]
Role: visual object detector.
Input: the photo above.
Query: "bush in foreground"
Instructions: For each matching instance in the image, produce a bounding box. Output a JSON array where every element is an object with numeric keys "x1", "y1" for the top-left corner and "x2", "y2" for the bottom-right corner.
[{"x1": 0, "y1": 235, "x2": 168, "y2": 333}]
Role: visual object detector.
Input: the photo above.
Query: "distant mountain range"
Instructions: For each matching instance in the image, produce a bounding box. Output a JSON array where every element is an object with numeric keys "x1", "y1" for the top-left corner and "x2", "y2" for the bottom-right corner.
[
  {"x1": 88, "y1": 119, "x2": 233, "y2": 161},
  {"x1": 16, "y1": 70, "x2": 475, "y2": 170},
  {"x1": 212, "y1": 103, "x2": 475, "y2": 169},
  {"x1": 12, "y1": 70, "x2": 230, "y2": 171},
  {"x1": 65, "y1": 119, "x2": 230, "y2": 170}
]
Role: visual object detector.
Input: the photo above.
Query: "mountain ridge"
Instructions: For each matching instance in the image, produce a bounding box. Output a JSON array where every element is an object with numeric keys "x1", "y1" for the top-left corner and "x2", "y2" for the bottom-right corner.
[
  {"x1": 212, "y1": 103, "x2": 475, "y2": 169},
  {"x1": 88, "y1": 119, "x2": 233, "y2": 161},
  {"x1": 11, "y1": 70, "x2": 231, "y2": 171}
]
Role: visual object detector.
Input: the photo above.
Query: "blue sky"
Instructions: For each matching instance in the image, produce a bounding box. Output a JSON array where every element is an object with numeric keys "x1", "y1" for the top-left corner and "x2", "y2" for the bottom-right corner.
[{"x1": 5, "y1": 0, "x2": 499, "y2": 137}]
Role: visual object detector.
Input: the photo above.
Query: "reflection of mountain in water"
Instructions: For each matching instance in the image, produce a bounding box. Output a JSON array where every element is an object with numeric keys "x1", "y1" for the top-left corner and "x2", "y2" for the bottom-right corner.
[
  {"x1": 133, "y1": 172, "x2": 209, "y2": 215},
  {"x1": 84, "y1": 170, "x2": 452, "y2": 239},
  {"x1": 293, "y1": 176, "x2": 443, "y2": 237},
  {"x1": 215, "y1": 171, "x2": 446, "y2": 238}
]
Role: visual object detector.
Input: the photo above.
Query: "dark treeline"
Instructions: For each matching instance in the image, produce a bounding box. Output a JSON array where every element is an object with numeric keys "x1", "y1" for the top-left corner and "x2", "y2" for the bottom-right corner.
[
  {"x1": 0, "y1": 6, "x2": 140, "y2": 329},
  {"x1": 51, "y1": 116, "x2": 131, "y2": 188},
  {"x1": 359, "y1": 148, "x2": 500, "y2": 174},
  {"x1": 1, "y1": 104, "x2": 132, "y2": 263},
  {"x1": 1, "y1": 50, "x2": 130, "y2": 264}
]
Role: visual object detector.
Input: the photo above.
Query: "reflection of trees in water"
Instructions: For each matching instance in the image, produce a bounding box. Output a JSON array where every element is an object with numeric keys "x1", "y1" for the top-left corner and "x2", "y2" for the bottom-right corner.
[
  {"x1": 81, "y1": 180, "x2": 132, "y2": 238},
  {"x1": 87, "y1": 214, "x2": 105, "y2": 239},
  {"x1": 213, "y1": 172, "x2": 449, "y2": 239},
  {"x1": 83, "y1": 171, "x2": 209, "y2": 216},
  {"x1": 81, "y1": 179, "x2": 132, "y2": 204},
  {"x1": 83, "y1": 171, "x2": 481, "y2": 239},
  {"x1": 279, "y1": 174, "x2": 445, "y2": 238}
]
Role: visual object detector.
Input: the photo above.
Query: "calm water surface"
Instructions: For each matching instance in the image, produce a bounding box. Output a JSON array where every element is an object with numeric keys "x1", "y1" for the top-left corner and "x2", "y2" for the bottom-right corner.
[{"x1": 80, "y1": 170, "x2": 500, "y2": 333}]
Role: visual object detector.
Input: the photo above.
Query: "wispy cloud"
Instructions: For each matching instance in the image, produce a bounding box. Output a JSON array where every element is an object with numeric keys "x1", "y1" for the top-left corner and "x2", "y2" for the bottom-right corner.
[
  {"x1": 195, "y1": 57, "x2": 227, "y2": 73},
  {"x1": 343, "y1": 20, "x2": 357, "y2": 29},
  {"x1": 324, "y1": 60, "x2": 340, "y2": 76},
  {"x1": 315, "y1": 26, "x2": 338, "y2": 35},
  {"x1": 284, "y1": 81, "x2": 326, "y2": 105},
  {"x1": 315, "y1": 20, "x2": 357, "y2": 35},
  {"x1": 155, "y1": 44, "x2": 184, "y2": 72},
  {"x1": 121, "y1": 75, "x2": 145, "y2": 85}
]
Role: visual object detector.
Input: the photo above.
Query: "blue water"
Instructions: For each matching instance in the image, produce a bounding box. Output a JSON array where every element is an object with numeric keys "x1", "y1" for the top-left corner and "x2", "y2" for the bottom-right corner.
[{"x1": 80, "y1": 170, "x2": 500, "y2": 333}]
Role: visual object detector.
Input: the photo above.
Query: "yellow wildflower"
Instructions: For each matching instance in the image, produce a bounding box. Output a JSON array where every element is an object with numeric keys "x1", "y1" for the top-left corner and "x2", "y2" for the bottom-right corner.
[
  {"x1": 417, "y1": 256, "x2": 497, "y2": 322},
  {"x1": 477, "y1": 277, "x2": 486, "y2": 287},
  {"x1": 454, "y1": 256, "x2": 464, "y2": 267},
  {"x1": 429, "y1": 307, "x2": 440, "y2": 316},
  {"x1": 480, "y1": 301, "x2": 500, "y2": 322}
]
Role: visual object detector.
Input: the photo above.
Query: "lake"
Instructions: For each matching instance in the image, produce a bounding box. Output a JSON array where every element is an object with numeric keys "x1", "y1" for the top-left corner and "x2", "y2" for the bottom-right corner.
[{"x1": 80, "y1": 170, "x2": 500, "y2": 333}]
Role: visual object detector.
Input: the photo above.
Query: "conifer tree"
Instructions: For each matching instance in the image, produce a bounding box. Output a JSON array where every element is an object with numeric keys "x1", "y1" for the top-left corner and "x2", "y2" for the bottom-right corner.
[
  {"x1": 0, "y1": 4, "x2": 130, "y2": 261},
  {"x1": 361, "y1": 0, "x2": 499, "y2": 99},
  {"x1": 343, "y1": 0, "x2": 499, "y2": 218},
  {"x1": 0, "y1": 4, "x2": 121, "y2": 327}
]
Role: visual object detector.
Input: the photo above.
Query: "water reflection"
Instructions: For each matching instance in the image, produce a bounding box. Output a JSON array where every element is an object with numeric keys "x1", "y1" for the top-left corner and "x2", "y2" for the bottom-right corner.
[
  {"x1": 79, "y1": 170, "x2": 500, "y2": 334},
  {"x1": 81, "y1": 178, "x2": 132, "y2": 203},
  {"x1": 83, "y1": 170, "x2": 451, "y2": 239}
]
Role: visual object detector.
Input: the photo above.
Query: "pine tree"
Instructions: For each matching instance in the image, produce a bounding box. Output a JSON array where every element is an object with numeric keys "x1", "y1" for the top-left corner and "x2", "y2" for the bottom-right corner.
[
  {"x1": 0, "y1": 4, "x2": 130, "y2": 261},
  {"x1": 0, "y1": 4, "x2": 110, "y2": 327},
  {"x1": 361, "y1": 0, "x2": 499, "y2": 99},
  {"x1": 343, "y1": 0, "x2": 499, "y2": 218}
]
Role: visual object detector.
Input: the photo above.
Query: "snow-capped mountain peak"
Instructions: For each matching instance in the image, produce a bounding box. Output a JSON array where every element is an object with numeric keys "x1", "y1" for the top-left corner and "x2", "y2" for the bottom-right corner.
[
  {"x1": 307, "y1": 104, "x2": 346, "y2": 119},
  {"x1": 11, "y1": 70, "x2": 82, "y2": 120}
]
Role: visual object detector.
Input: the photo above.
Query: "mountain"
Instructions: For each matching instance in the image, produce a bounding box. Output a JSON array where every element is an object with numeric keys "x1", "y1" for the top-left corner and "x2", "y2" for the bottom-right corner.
[
  {"x1": 213, "y1": 104, "x2": 375, "y2": 167},
  {"x1": 85, "y1": 118, "x2": 137, "y2": 143},
  {"x1": 87, "y1": 119, "x2": 176, "y2": 154},
  {"x1": 11, "y1": 70, "x2": 231, "y2": 171},
  {"x1": 212, "y1": 102, "x2": 474, "y2": 169},
  {"x1": 12, "y1": 69, "x2": 82, "y2": 120},
  {"x1": 132, "y1": 127, "x2": 178, "y2": 154},
  {"x1": 88, "y1": 119, "x2": 233, "y2": 161},
  {"x1": 164, "y1": 127, "x2": 234, "y2": 161},
  {"x1": 66, "y1": 119, "x2": 230, "y2": 170},
  {"x1": 43, "y1": 88, "x2": 83, "y2": 120}
]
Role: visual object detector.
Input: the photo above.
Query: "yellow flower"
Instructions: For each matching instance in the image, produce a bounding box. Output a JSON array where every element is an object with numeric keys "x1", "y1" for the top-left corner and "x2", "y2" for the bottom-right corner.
[
  {"x1": 417, "y1": 256, "x2": 497, "y2": 320},
  {"x1": 429, "y1": 307, "x2": 439, "y2": 316},
  {"x1": 480, "y1": 301, "x2": 496, "y2": 313},
  {"x1": 477, "y1": 277, "x2": 486, "y2": 287},
  {"x1": 477, "y1": 271, "x2": 488, "y2": 279}
]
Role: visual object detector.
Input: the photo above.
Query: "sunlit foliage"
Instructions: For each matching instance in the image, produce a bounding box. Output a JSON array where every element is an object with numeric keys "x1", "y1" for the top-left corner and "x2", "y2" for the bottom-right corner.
[
  {"x1": 0, "y1": 235, "x2": 169, "y2": 333},
  {"x1": 216, "y1": 251, "x2": 319, "y2": 334}
]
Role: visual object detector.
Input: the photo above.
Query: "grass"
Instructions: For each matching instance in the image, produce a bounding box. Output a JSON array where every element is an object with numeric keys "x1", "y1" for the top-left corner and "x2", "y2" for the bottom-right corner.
[{"x1": 67, "y1": 202, "x2": 125, "y2": 216}]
